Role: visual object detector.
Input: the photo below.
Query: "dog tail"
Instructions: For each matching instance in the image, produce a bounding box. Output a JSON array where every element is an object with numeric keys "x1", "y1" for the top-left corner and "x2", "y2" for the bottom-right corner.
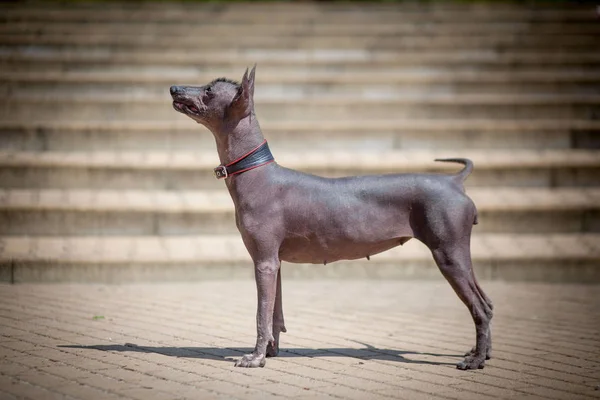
[{"x1": 434, "y1": 158, "x2": 474, "y2": 182}]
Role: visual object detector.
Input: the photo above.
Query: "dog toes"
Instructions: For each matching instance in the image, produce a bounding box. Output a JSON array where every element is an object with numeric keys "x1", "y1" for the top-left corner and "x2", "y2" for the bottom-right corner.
[
  {"x1": 235, "y1": 353, "x2": 266, "y2": 368},
  {"x1": 456, "y1": 356, "x2": 485, "y2": 370},
  {"x1": 464, "y1": 346, "x2": 492, "y2": 360}
]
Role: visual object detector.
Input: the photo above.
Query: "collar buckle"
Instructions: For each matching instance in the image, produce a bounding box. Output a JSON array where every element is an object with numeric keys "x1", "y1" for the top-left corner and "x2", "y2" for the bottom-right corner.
[
  {"x1": 213, "y1": 165, "x2": 228, "y2": 179},
  {"x1": 213, "y1": 140, "x2": 273, "y2": 180}
]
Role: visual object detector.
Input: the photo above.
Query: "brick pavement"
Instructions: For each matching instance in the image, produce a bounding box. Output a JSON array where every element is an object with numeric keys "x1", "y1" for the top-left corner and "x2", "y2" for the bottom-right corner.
[{"x1": 0, "y1": 281, "x2": 599, "y2": 399}]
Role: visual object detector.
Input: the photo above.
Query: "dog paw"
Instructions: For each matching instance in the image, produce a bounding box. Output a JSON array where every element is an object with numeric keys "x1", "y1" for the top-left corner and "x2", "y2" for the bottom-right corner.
[
  {"x1": 456, "y1": 355, "x2": 485, "y2": 370},
  {"x1": 235, "y1": 352, "x2": 266, "y2": 368},
  {"x1": 464, "y1": 346, "x2": 491, "y2": 360}
]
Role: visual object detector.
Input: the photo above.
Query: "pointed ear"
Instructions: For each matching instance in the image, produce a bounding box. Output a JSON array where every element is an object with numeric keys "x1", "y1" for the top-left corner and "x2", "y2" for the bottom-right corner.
[
  {"x1": 248, "y1": 64, "x2": 256, "y2": 98},
  {"x1": 228, "y1": 67, "x2": 255, "y2": 119}
]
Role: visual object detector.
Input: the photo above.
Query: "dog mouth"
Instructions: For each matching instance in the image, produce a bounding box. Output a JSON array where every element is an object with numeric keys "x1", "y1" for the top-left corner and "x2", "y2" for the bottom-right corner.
[{"x1": 173, "y1": 101, "x2": 200, "y2": 115}]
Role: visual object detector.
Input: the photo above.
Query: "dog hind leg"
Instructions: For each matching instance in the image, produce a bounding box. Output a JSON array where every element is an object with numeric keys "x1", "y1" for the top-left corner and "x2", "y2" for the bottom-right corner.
[
  {"x1": 465, "y1": 272, "x2": 493, "y2": 360},
  {"x1": 431, "y1": 241, "x2": 492, "y2": 370}
]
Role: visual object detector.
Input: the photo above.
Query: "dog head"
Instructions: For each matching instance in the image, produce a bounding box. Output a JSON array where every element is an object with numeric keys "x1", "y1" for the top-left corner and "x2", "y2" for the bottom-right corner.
[{"x1": 170, "y1": 66, "x2": 256, "y2": 131}]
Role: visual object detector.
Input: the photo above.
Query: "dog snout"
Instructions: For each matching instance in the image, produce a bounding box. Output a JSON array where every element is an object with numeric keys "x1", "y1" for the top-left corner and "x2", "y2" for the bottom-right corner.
[{"x1": 170, "y1": 86, "x2": 182, "y2": 96}]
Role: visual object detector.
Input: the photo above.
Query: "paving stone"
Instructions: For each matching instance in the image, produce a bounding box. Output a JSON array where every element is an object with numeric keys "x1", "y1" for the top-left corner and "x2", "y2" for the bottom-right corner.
[
  {"x1": 324, "y1": 375, "x2": 399, "y2": 391},
  {"x1": 0, "y1": 375, "x2": 68, "y2": 400},
  {"x1": 195, "y1": 380, "x2": 267, "y2": 398},
  {"x1": 428, "y1": 388, "x2": 502, "y2": 400},
  {"x1": 37, "y1": 364, "x2": 96, "y2": 380},
  {"x1": 4, "y1": 354, "x2": 58, "y2": 369},
  {"x1": 290, "y1": 395, "x2": 338, "y2": 400},
  {"x1": 204, "y1": 371, "x2": 273, "y2": 386},
  {"x1": 316, "y1": 384, "x2": 393, "y2": 400},
  {"x1": 118, "y1": 387, "x2": 179, "y2": 400},
  {"x1": 0, "y1": 389, "x2": 19, "y2": 400},
  {"x1": 75, "y1": 374, "x2": 139, "y2": 393},
  {"x1": 264, "y1": 365, "x2": 341, "y2": 381},
  {"x1": 518, "y1": 385, "x2": 596, "y2": 400},
  {"x1": 375, "y1": 388, "x2": 452, "y2": 400},
  {"x1": 449, "y1": 381, "x2": 533, "y2": 398},
  {"x1": 13, "y1": 369, "x2": 72, "y2": 389},
  {"x1": 143, "y1": 368, "x2": 212, "y2": 383},
  {"x1": 262, "y1": 372, "x2": 333, "y2": 389},
  {"x1": 2, "y1": 281, "x2": 596, "y2": 399},
  {"x1": 0, "y1": 360, "x2": 31, "y2": 376},
  {"x1": 1, "y1": 340, "x2": 45, "y2": 352},
  {"x1": 164, "y1": 385, "x2": 224, "y2": 400},
  {"x1": 54, "y1": 382, "x2": 125, "y2": 400}
]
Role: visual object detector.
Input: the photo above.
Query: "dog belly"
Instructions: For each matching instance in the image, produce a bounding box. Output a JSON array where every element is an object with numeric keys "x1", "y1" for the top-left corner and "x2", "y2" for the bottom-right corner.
[
  {"x1": 279, "y1": 236, "x2": 410, "y2": 264},
  {"x1": 277, "y1": 194, "x2": 413, "y2": 264}
]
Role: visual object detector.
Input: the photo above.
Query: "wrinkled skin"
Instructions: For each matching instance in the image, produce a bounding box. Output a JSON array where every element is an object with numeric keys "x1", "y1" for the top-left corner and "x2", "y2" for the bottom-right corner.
[{"x1": 170, "y1": 67, "x2": 493, "y2": 370}]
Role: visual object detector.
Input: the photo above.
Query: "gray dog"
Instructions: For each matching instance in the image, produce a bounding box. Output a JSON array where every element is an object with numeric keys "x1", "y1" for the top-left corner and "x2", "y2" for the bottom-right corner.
[{"x1": 170, "y1": 66, "x2": 493, "y2": 370}]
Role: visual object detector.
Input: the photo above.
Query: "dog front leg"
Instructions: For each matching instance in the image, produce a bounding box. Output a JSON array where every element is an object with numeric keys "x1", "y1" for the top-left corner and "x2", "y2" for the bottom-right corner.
[
  {"x1": 267, "y1": 269, "x2": 286, "y2": 357},
  {"x1": 235, "y1": 258, "x2": 279, "y2": 368}
]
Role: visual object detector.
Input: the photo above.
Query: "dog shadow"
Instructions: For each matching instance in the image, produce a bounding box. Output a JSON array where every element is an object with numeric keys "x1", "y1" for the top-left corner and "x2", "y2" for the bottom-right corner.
[{"x1": 58, "y1": 341, "x2": 458, "y2": 366}]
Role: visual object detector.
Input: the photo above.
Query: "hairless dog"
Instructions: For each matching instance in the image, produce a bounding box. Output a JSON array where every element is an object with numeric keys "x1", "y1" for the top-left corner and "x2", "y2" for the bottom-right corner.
[{"x1": 170, "y1": 66, "x2": 493, "y2": 370}]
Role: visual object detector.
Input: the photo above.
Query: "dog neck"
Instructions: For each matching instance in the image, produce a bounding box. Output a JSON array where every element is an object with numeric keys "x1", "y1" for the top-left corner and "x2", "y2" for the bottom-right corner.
[
  {"x1": 210, "y1": 113, "x2": 275, "y2": 196},
  {"x1": 213, "y1": 113, "x2": 266, "y2": 167}
]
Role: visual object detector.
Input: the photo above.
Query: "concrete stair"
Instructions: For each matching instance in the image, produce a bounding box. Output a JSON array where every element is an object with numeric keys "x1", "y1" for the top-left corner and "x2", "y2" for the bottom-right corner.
[
  {"x1": 2, "y1": 120, "x2": 599, "y2": 151},
  {"x1": 1, "y1": 188, "x2": 599, "y2": 236},
  {"x1": 4, "y1": 32, "x2": 599, "y2": 50},
  {"x1": 2, "y1": 234, "x2": 599, "y2": 283},
  {"x1": 0, "y1": 150, "x2": 599, "y2": 189},
  {"x1": 5, "y1": 70, "x2": 599, "y2": 94},
  {"x1": 3, "y1": 90, "x2": 600, "y2": 120},
  {"x1": 1, "y1": 4, "x2": 595, "y2": 23},
  {"x1": 3, "y1": 49, "x2": 600, "y2": 68},
  {"x1": 4, "y1": 21, "x2": 600, "y2": 37},
  {"x1": 0, "y1": 1, "x2": 599, "y2": 282}
]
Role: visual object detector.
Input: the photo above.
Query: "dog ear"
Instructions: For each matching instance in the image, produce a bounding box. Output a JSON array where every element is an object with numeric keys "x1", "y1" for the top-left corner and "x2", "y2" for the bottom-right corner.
[
  {"x1": 228, "y1": 66, "x2": 256, "y2": 120},
  {"x1": 248, "y1": 64, "x2": 256, "y2": 98}
]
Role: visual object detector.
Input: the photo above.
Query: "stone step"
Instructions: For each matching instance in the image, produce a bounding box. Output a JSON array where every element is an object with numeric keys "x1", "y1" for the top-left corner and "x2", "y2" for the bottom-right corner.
[
  {"x1": 3, "y1": 32, "x2": 598, "y2": 50},
  {"x1": 3, "y1": 48, "x2": 599, "y2": 68},
  {"x1": 1, "y1": 233, "x2": 598, "y2": 282},
  {"x1": 6, "y1": 77, "x2": 598, "y2": 101},
  {"x1": 1, "y1": 6, "x2": 593, "y2": 23},
  {"x1": 3, "y1": 119, "x2": 598, "y2": 151},
  {"x1": 5, "y1": 81, "x2": 596, "y2": 97},
  {"x1": 1, "y1": 149, "x2": 598, "y2": 190},
  {"x1": 5, "y1": 68, "x2": 599, "y2": 85},
  {"x1": 0, "y1": 0, "x2": 597, "y2": 285},
  {"x1": 2, "y1": 91, "x2": 598, "y2": 120},
  {"x1": 4, "y1": 70, "x2": 599, "y2": 99},
  {"x1": 1, "y1": 103, "x2": 595, "y2": 121},
  {"x1": 4, "y1": 21, "x2": 600, "y2": 36},
  {"x1": 1, "y1": 188, "x2": 598, "y2": 236}
]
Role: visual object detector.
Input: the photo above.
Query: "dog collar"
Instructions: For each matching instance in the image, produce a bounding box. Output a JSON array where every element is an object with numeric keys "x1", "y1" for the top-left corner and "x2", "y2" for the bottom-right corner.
[{"x1": 214, "y1": 140, "x2": 275, "y2": 179}]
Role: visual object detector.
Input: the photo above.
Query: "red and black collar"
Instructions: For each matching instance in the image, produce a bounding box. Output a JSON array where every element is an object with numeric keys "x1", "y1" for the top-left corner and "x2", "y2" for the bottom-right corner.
[{"x1": 214, "y1": 140, "x2": 275, "y2": 179}]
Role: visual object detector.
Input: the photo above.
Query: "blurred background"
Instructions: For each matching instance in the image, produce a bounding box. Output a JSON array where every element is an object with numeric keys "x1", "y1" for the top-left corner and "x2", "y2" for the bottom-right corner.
[{"x1": 0, "y1": 0, "x2": 599, "y2": 283}]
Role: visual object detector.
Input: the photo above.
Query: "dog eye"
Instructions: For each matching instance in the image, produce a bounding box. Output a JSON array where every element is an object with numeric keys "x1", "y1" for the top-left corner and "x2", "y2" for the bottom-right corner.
[{"x1": 206, "y1": 86, "x2": 212, "y2": 93}]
